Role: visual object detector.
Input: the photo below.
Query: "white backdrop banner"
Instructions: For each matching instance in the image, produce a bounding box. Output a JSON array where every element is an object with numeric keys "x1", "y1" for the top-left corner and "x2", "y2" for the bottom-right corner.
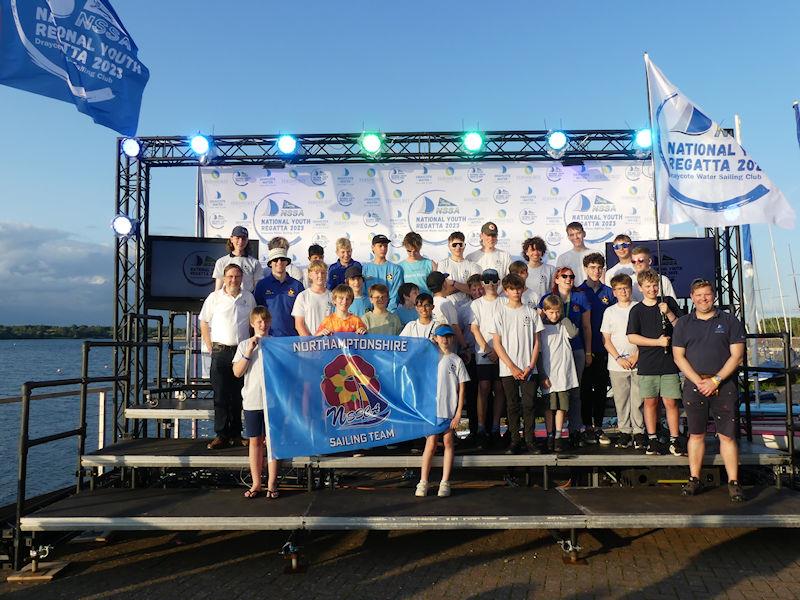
[{"x1": 199, "y1": 160, "x2": 663, "y2": 267}]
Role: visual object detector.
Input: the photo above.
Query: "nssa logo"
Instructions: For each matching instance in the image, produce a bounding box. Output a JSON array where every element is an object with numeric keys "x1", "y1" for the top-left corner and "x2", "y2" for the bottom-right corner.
[{"x1": 321, "y1": 354, "x2": 390, "y2": 429}]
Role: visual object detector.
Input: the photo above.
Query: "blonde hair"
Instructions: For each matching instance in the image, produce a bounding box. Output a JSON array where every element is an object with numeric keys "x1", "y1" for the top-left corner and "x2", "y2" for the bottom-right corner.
[
  {"x1": 336, "y1": 237, "x2": 352, "y2": 251},
  {"x1": 637, "y1": 269, "x2": 660, "y2": 286},
  {"x1": 332, "y1": 284, "x2": 354, "y2": 303},
  {"x1": 307, "y1": 259, "x2": 327, "y2": 274},
  {"x1": 542, "y1": 295, "x2": 562, "y2": 312}
]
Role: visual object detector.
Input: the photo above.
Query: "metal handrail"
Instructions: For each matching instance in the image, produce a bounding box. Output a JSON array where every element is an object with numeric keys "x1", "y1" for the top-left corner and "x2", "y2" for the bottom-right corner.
[{"x1": 0, "y1": 386, "x2": 113, "y2": 405}]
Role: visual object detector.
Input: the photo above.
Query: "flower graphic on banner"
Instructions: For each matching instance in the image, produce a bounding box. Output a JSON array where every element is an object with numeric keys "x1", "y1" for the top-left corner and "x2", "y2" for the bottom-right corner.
[{"x1": 321, "y1": 354, "x2": 381, "y2": 411}]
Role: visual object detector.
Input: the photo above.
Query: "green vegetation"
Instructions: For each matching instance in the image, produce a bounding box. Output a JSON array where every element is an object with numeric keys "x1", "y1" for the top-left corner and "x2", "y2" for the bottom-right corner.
[
  {"x1": 758, "y1": 317, "x2": 800, "y2": 337},
  {"x1": 0, "y1": 326, "x2": 186, "y2": 340}
]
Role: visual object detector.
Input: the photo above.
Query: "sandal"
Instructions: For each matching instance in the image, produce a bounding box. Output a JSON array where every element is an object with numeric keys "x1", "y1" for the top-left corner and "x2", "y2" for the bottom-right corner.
[
  {"x1": 266, "y1": 489, "x2": 280, "y2": 499},
  {"x1": 244, "y1": 489, "x2": 263, "y2": 499}
]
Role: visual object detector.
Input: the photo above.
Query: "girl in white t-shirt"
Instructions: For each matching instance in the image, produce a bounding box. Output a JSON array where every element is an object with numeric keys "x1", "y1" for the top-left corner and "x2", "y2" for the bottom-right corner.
[
  {"x1": 233, "y1": 307, "x2": 279, "y2": 499},
  {"x1": 213, "y1": 226, "x2": 263, "y2": 293}
]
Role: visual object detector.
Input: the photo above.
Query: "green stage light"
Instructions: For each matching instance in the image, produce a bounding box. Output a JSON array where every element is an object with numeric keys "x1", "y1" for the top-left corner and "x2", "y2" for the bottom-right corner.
[
  {"x1": 359, "y1": 132, "x2": 383, "y2": 155},
  {"x1": 463, "y1": 132, "x2": 484, "y2": 152}
]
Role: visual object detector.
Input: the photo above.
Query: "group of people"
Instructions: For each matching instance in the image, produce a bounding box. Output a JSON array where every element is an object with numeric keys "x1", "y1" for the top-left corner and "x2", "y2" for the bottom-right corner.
[{"x1": 199, "y1": 220, "x2": 746, "y2": 502}]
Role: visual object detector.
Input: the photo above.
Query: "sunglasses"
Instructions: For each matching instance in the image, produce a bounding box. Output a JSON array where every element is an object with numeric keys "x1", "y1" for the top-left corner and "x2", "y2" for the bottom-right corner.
[
  {"x1": 612, "y1": 242, "x2": 632, "y2": 250},
  {"x1": 450, "y1": 242, "x2": 465, "y2": 248},
  {"x1": 631, "y1": 258, "x2": 649, "y2": 264},
  {"x1": 482, "y1": 277, "x2": 499, "y2": 284},
  {"x1": 560, "y1": 274, "x2": 575, "y2": 280}
]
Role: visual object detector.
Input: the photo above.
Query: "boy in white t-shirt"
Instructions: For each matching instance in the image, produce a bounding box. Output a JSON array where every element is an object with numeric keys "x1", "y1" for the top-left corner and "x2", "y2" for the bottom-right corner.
[
  {"x1": 556, "y1": 221, "x2": 592, "y2": 284},
  {"x1": 400, "y1": 293, "x2": 437, "y2": 340},
  {"x1": 415, "y1": 325, "x2": 469, "y2": 498},
  {"x1": 600, "y1": 273, "x2": 644, "y2": 450},
  {"x1": 292, "y1": 259, "x2": 332, "y2": 336},
  {"x1": 233, "y1": 307, "x2": 279, "y2": 499},
  {"x1": 491, "y1": 273, "x2": 545, "y2": 454},
  {"x1": 427, "y1": 271, "x2": 468, "y2": 351},
  {"x1": 522, "y1": 236, "x2": 556, "y2": 300},
  {"x1": 507, "y1": 260, "x2": 540, "y2": 309}
]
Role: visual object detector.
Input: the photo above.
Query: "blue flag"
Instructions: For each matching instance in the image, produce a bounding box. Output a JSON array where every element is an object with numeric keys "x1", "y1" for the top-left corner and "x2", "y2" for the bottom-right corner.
[
  {"x1": 0, "y1": 0, "x2": 149, "y2": 135},
  {"x1": 260, "y1": 335, "x2": 447, "y2": 460}
]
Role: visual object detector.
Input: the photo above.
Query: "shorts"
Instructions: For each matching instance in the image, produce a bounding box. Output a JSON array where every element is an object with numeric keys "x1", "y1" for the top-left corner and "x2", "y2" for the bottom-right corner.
[
  {"x1": 476, "y1": 363, "x2": 500, "y2": 382},
  {"x1": 683, "y1": 379, "x2": 738, "y2": 439},
  {"x1": 243, "y1": 409, "x2": 266, "y2": 439},
  {"x1": 546, "y1": 390, "x2": 570, "y2": 411},
  {"x1": 638, "y1": 373, "x2": 681, "y2": 399}
]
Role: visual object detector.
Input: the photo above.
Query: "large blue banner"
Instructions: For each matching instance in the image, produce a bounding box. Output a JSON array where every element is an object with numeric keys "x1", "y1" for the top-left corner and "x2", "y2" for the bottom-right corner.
[
  {"x1": 0, "y1": 0, "x2": 149, "y2": 135},
  {"x1": 261, "y1": 334, "x2": 446, "y2": 460}
]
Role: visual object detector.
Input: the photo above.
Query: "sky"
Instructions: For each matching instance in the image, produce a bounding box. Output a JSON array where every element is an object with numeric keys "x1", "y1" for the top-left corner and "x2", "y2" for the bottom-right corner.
[{"x1": 1, "y1": 0, "x2": 799, "y2": 325}]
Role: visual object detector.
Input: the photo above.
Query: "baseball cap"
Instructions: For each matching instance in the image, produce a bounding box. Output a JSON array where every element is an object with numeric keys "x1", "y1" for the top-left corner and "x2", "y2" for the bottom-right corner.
[
  {"x1": 231, "y1": 226, "x2": 249, "y2": 238},
  {"x1": 481, "y1": 268, "x2": 500, "y2": 283},
  {"x1": 425, "y1": 271, "x2": 450, "y2": 293},
  {"x1": 267, "y1": 247, "x2": 291, "y2": 265},
  {"x1": 344, "y1": 265, "x2": 363, "y2": 280},
  {"x1": 434, "y1": 324, "x2": 455, "y2": 337},
  {"x1": 371, "y1": 234, "x2": 390, "y2": 245},
  {"x1": 480, "y1": 222, "x2": 498, "y2": 236}
]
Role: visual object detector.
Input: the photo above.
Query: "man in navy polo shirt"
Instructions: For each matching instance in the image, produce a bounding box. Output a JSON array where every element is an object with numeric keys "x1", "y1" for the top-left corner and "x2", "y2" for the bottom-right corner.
[
  {"x1": 253, "y1": 247, "x2": 304, "y2": 337},
  {"x1": 672, "y1": 278, "x2": 745, "y2": 502},
  {"x1": 577, "y1": 252, "x2": 616, "y2": 444}
]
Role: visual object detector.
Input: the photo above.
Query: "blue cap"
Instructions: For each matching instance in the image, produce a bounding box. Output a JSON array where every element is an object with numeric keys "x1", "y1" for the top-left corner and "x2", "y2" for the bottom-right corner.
[{"x1": 434, "y1": 324, "x2": 455, "y2": 337}]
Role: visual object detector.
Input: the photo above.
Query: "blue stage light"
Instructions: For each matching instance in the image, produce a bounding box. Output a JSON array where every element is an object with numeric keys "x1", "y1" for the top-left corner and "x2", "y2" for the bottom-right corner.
[
  {"x1": 277, "y1": 135, "x2": 298, "y2": 154},
  {"x1": 111, "y1": 214, "x2": 138, "y2": 239},
  {"x1": 634, "y1": 128, "x2": 653, "y2": 149},
  {"x1": 190, "y1": 135, "x2": 210, "y2": 155},
  {"x1": 546, "y1": 131, "x2": 568, "y2": 151},
  {"x1": 121, "y1": 138, "x2": 140, "y2": 158}
]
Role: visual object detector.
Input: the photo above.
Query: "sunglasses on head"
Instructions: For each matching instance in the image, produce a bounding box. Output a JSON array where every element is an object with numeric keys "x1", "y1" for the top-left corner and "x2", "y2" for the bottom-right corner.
[
  {"x1": 482, "y1": 276, "x2": 499, "y2": 284},
  {"x1": 560, "y1": 274, "x2": 575, "y2": 280},
  {"x1": 612, "y1": 242, "x2": 632, "y2": 250}
]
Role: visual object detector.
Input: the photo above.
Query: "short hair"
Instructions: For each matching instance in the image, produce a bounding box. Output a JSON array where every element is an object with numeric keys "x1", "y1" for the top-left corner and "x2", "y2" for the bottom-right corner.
[
  {"x1": 331, "y1": 284, "x2": 354, "y2": 303},
  {"x1": 522, "y1": 236, "x2": 547, "y2": 255},
  {"x1": 268, "y1": 236, "x2": 290, "y2": 250},
  {"x1": 637, "y1": 269, "x2": 660, "y2": 286},
  {"x1": 631, "y1": 245, "x2": 651, "y2": 257},
  {"x1": 399, "y1": 282, "x2": 419, "y2": 301},
  {"x1": 226, "y1": 238, "x2": 251, "y2": 256},
  {"x1": 501, "y1": 273, "x2": 525, "y2": 291},
  {"x1": 690, "y1": 278, "x2": 715, "y2": 295},
  {"x1": 448, "y1": 231, "x2": 466, "y2": 243},
  {"x1": 308, "y1": 244, "x2": 324, "y2": 258},
  {"x1": 403, "y1": 231, "x2": 423, "y2": 251},
  {"x1": 610, "y1": 273, "x2": 633, "y2": 288},
  {"x1": 466, "y1": 274, "x2": 483, "y2": 287},
  {"x1": 614, "y1": 233, "x2": 632, "y2": 243},
  {"x1": 307, "y1": 259, "x2": 327, "y2": 274},
  {"x1": 415, "y1": 292, "x2": 434, "y2": 305},
  {"x1": 566, "y1": 221, "x2": 585, "y2": 233},
  {"x1": 223, "y1": 263, "x2": 243, "y2": 276},
  {"x1": 250, "y1": 305, "x2": 271, "y2": 323},
  {"x1": 542, "y1": 295, "x2": 562, "y2": 311},
  {"x1": 509, "y1": 260, "x2": 529, "y2": 278},
  {"x1": 336, "y1": 237, "x2": 352, "y2": 251},
  {"x1": 583, "y1": 252, "x2": 605, "y2": 268},
  {"x1": 368, "y1": 283, "x2": 389, "y2": 297}
]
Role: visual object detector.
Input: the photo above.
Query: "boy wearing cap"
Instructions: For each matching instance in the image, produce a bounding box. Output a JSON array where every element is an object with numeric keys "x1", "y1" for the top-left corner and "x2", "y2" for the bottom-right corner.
[
  {"x1": 327, "y1": 237, "x2": 361, "y2": 290},
  {"x1": 253, "y1": 247, "x2": 304, "y2": 337},
  {"x1": 345, "y1": 265, "x2": 370, "y2": 317},
  {"x1": 427, "y1": 271, "x2": 468, "y2": 352},
  {"x1": 491, "y1": 273, "x2": 545, "y2": 454},
  {"x1": 362, "y1": 234, "x2": 405, "y2": 311},
  {"x1": 292, "y1": 260, "x2": 332, "y2": 336},
  {"x1": 213, "y1": 226, "x2": 263, "y2": 293},
  {"x1": 438, "y1": 231, "x2": 481, "y2": 306},
  {"x1": 415, "y1": 324, "x2": 470, "y2": 498},
  {"x1": 466, "y1": 222, "x2": 512, "y2": 277},
  {"x1": 556, "y1": 221, "x2": 592, "y2": 284}
]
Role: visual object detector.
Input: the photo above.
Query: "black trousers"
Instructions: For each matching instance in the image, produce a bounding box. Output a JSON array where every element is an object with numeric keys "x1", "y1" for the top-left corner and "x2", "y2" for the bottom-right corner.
[
  {"x1": 464, "y1": 354, "x2": 478, "y2": 434},
  {"x1": 580, "y1": 351, "x2": 609, "y2": 428},
  {"x1": 210, "y1": 346, "x2": 244, "y2": 439},
  {"x1": 500, "y1": 375, "x2": 538, "y2": 446}
]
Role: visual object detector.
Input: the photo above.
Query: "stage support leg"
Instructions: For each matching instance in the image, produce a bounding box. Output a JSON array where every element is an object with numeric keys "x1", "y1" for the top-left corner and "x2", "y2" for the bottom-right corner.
[
  {"x1": 554, "y1": 528, "x2": 586, "y2": 565},
  {"x1": 280, "y1": 529, "x2": 307, "y2": 574},
  {"x1": 543, "y1": 465, "x2": 549, "y2": 491}
]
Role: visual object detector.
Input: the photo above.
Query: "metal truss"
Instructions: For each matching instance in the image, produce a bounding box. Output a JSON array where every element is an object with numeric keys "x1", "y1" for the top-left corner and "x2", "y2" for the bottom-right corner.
[{"x1": 705, "y1": 226, "x2": 744, "y2": 320}]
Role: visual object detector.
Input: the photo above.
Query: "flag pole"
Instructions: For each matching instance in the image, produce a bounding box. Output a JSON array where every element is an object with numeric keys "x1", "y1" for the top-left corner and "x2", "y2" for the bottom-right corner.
[{"x1": 642, "y1": 53, "x2": 664, "y2": 287}]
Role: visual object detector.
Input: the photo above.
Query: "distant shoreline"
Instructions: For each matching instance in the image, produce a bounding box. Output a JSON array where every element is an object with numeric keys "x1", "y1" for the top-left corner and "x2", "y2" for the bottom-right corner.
[{"x1": 0, "y1": 326, "x2": 183, "y2": 340}]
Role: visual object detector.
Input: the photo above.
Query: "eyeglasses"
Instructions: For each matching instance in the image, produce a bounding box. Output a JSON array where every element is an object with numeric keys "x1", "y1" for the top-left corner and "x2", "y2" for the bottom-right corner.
[
  {"x1": 481, "y1": 277, "x2": 499, "y2": 284},
  {"x1": 560, "y1": 274, "x2": 575, "y2": 280},
  {"x1": 612, "y1": 242, "x2": 632, "y2": 250},
  {"x1": 370, "y1": 295, "x2": 388, "y2": 301},
  {"x1": 631, "y1": 258, "x2": 649, "y2": 264},
  {"x1": 450, "y1": 242, "x2": 465, "y2": 248},
  {"x1": 416, "y1": 303, "x2": 434, "y2": 309}
]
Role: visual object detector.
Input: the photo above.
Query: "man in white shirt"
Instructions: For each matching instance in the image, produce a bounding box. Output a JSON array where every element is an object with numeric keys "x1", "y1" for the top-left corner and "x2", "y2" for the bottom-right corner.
[
  {"x1": 466, "y1": 222, "x2": 512, "y2": 277},
  {"x1": 604, "y1": 234, "x2": 635, "y2": 282},
  {"x1": 199, "y1": 264, "x2": 256, "y2": 449},
  {"x1": 630, "y1": 246, "x2": 676, "y2": 302},
  {"x1": 438, "y1": 231, "x2": 481, "y2": 306},
  {"x1": 556, "y1": 221, "x2": 592, "y2": 284}
]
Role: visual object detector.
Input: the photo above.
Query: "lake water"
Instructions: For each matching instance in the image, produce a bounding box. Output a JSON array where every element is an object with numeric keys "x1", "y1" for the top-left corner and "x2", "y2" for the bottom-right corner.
[{"x1": 0, "y1": 339, "x2": 189, "y2": 506}]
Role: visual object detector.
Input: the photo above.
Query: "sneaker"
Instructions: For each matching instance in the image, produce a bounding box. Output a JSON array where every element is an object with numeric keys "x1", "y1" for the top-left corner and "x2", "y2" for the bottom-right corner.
[
  {"x1": 615, "y1": 433, "x2": 632, "y2": 449},
  {"x1": 437, "y1": 481, "x2": 451, "y2": 497},
  {"x1": 668, "y1": 440, "x2": 687, "y2": 457},
  {"x1": 583, "y1": 429, "x2": 597, "y2": 445},
  {"x1": 728, "y1": 480, "x2": 745, "y2": 503},
  {"x1": 206, "y1": 436, "x2": 228, "y2": 450},
  {"x1": 681, "y1": 476, "x2": 703, "y2": 497},
  {"x1": 546, "y1": 435, "x2": 555, "y2": 452},
  {"x1": 230, "y1": 437, "x2": 248, "y2": 448},
  {"x1": 505, "y1": 442, "x2": 524, "y2": 455},
  {"x1": 414, "y1": 481, "x2": 429, "y2": 497},
  {"x1": 553, "y1": 438, "x2": 566, "y2": 453},
  {"x1": 526, "y1": 442, "x2": 543, "y2": 455},
  {"x1": 596, "y1": 429, "x2": 611, "y2": 446},
  {"x1": 645, "y1": 437, "x2": 659, "y2": 455},
  {"x1": 570, "y1": 431, "x2": 585, "y2": 449},
  {"x1": 633, "y1": 433, "x2": 646, "y2": 450}
]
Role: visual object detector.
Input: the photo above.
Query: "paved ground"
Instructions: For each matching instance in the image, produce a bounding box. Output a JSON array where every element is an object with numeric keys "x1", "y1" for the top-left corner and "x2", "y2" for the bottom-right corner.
[{"x1": 3, "y1": 526, "x2": 800, "y2": 599}]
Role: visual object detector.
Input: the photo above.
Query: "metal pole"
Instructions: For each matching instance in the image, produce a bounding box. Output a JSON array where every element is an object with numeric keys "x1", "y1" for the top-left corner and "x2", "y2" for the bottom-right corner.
[
  {"x1": 98, "y1": 391, "x2": 106, "y2": 476},
  {"x1": 77, "y1": 342, "x2": 90, "y2": 492},
  {"x1": 13, "y1": 383, "x2": 32, "y2": 571},
  {"x1": 768, "y1": 225, "x2": 791, "y2": 339},
  {"x1": 783, "y1": 332, "x2": 795, "y2": 458},
  {"x1": 642, "y1": 53, "x2": 664, "y2": 282}
]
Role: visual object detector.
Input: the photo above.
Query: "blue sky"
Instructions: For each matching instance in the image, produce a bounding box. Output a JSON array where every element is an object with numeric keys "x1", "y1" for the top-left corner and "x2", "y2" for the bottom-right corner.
[{"x1": 1, "y1": 1, "x2": 798, "y2": 324}]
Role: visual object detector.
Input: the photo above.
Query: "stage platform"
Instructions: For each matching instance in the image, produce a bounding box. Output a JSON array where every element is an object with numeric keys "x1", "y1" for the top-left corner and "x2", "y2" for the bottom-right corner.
[
  {"x1": 20, "y1": 485, "x2": 800, "y2": 533},
  {"x1": 125, "y1": 398, "x2": 214, "y2": 420},
  {"x1": 80, "y1": 437, "x2": 792, "y2": 470}
]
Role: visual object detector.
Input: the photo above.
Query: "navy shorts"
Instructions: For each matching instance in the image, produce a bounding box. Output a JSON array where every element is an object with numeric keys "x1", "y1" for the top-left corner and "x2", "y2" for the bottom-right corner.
[
  {"x1": 683, "y1": 379, "x2": 737, "y2": 439},
  {"x1": 476, "y1": 363, "x2": 500, "y2": 382},
  {"x1": 243, "y1": 409, "x2": 266, "y2": 439}
]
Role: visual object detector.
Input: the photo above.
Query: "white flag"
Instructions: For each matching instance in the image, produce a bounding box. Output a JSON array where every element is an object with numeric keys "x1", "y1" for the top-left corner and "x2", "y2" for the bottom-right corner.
[{"x1": 645, "y1": 54, "x2": 795, "y2": 229}]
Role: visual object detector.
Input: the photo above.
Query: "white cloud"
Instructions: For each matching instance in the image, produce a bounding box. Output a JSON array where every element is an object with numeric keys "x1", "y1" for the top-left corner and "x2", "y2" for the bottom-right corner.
[{"x1": 0, "y1": 222, "x2": 113, "y2": 325}]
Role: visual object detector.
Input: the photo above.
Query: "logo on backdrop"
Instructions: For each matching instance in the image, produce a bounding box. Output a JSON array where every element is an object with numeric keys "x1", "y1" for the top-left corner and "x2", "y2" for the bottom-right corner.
[
  {"x1": 252, "y1": 192, "x2": 308, "y2": 243},
  {"x1": 468, "y1": 167, "x2": 484, "y2": 183},
  {"x1": 321, "y1": 354, "x2": 390, "y2": 428},
  {"x1": 547, "y1": 165, "x2": 563, "y2": 181},
  {"x1": 182, "y1": 251, "x2": 216, "y2": 286},
  {"x1": 564, "y1": 187, "x2": 619, "y2": 244},
  {"x1": 389, "y1": 168, "x2": 406, "y2": 184},
  {"x1": 408, "y1": 190, "x2": 466, "y2": 245}
]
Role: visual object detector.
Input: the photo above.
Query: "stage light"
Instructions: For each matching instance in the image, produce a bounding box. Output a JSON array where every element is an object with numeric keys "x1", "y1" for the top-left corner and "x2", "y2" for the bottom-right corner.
[
  {"x1": 277, "y1": 135, "x2": 297, "y2": 154},
  {"x1": 634, "y1": 128, "x2": 652, "y2": 149},
  {"x1": 462, "y1": 131, "x2": 484, "y2": 153},
  {"x1": 111, "y1": 214, "x2": 138, "y2": 239},
  {"x1": 359, "y1": 132, "x2": 383, "y2": 155},
  {"x1": 189, "y1": 134, "x2": 211, "y2": 155},
  {"x1": 546, "y1": 131, "x2": 568, "y2": 151},
  {"x1": 121, "y1": 138, "x2": 140, "y2": 158}
]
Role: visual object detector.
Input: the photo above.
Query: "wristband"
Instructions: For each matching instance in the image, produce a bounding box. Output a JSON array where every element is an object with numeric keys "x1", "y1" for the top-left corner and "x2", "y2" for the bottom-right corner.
[
  {"x1": 242, "y1": 355, "x2": 250, "y2": 361},
  {"x1": 614, "y1": 355, "x2": 621, "y2": 361}
]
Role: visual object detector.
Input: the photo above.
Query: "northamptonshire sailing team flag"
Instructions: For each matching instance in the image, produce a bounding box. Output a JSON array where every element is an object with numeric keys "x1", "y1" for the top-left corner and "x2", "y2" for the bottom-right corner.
[
  {"x1": 644, "y1": 54, "x2": 795, "y2": 230},
  {"x1": 260, "y1": 334, "x2": 447, "y2": 460},
  {"x1": 0, "y1": 0, "x2": 148, "y2": 135}
]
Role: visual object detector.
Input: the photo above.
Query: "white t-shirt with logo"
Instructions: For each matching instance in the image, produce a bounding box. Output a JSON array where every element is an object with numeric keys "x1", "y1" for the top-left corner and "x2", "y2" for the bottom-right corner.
[
  {"x1": 213, "y1": 255, "x2": 264, "y2": 293},
  {"x1": 457, "y1": 301, "x2": 476, "y2": 350},
  {"x1": 539, "y1": 321, "x2": 579, "y2": 392},
  {"x1": 471, "y1": 296, "x2": 502, "y2": 365},
  {"x1": 490, "y1": 303, "x2": 545, "y2": 377},
  {"x1": 600, "y1": 301, "x2": 640, "y2": 372},
  {"x1": 433, "y1": 295, "x2": 458, "y2": 326},
  {"x1": 437, "y1": 257, "x2": 480, "y2": 305},
  {"x1": 436, "y1": 352, "x2": 470, "y2": 419},
  {"x1": 291, "y1": 288, "x2": 332, "y2": 334},
  {"x1": 500, "y1": 288, "x2": 540, "y2": 311},
  {"x1": 400, "y1": 319, "x2": 436, "y2": 340},
  {"x1": 466, "y1": 248, "x2": 512, "y2": 277},
  {"x1": 233, "y1": 339, "x2": 266, "y2": 411},
  {"x1": 605, "y1": 261, "x2": 635, "y2": 283},
  {"x1": 632, "y1": 274, "x2": 676, "y2": 302},
  {"x1": 526, "y1": 263, "x2": 556, "y2": 300}
]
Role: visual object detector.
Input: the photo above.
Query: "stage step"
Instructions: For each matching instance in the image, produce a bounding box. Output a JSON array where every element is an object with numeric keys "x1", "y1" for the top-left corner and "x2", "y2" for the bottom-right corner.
[
  {"x1": 125, "y1": 398, "x2": 213, "y2": 420},
  {"x1": 20, "y1": 485, "x2": 800, "y2": 533}
]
